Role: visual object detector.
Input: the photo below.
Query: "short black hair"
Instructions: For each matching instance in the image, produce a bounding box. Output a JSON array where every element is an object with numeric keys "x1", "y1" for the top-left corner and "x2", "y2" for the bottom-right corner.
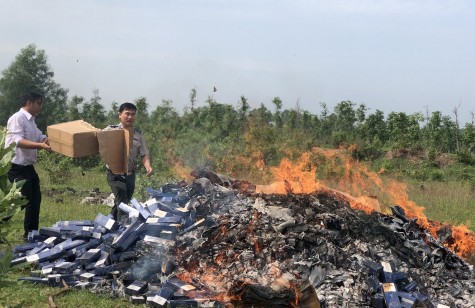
[
  {"x1": 21, "y1": 91, "x2": 42, "y2": 107},
  {"x1": 118, "y1": 102, "x2": 137, "y2": 113}
]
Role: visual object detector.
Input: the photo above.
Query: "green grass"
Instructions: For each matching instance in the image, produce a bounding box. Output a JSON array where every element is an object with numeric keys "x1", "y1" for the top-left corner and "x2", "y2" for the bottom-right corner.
[
  {"x1": 0, "y1": 280, "x2": 142, "y2": 308},
  {"x1": 372, "y1": 155, "x2": 475, "y2": 232},
  {"x1": 0, "y1": 167, "x2": 153, "y2": 308},
  {"x1": 406, "y1": 180, "x2": 475, "y2": 230}
]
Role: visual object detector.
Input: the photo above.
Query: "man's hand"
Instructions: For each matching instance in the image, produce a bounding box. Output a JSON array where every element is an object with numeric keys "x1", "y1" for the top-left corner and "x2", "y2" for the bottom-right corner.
[
  {"x1": 41, "y1": 138, "x2": 52, "y2": 152},
  {"x1": 145, "y1": 166, "x2": 153, "y2": 177},
  {"x1": 17, "y1": 138, "x2": 51, "y2": 151},
  {"x1": 142, "y1": 155, "x2": 153, "y2": 177}
]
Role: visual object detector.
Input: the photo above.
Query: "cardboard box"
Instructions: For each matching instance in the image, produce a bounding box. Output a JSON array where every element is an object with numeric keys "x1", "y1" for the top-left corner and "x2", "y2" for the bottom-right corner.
[
  {"x1": 47, "y1": 120, "x2": 101, "y2": 158},
  {"x1": 48, "y1": 120, "x2": 131, "y2": 174},
  {"x1": 97, "y1": 128, "x2": 130, "y2": 174}
]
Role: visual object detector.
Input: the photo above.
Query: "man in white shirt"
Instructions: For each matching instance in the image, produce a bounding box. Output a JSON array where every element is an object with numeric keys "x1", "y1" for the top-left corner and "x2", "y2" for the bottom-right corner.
[{"x1": 5, "y1": 91, "x2": 51, "y2": 240}]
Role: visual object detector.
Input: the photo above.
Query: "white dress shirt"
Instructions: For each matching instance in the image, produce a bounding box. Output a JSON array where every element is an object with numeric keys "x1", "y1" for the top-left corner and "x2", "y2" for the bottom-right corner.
[{"x1": 5, "y1": 108, "x2": 45, "y2": 166}]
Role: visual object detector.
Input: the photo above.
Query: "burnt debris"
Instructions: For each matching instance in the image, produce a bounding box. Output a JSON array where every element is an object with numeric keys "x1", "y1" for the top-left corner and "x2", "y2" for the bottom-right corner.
[{"x1": 10, "y1": 168, "x2": 475, "y2": 307}]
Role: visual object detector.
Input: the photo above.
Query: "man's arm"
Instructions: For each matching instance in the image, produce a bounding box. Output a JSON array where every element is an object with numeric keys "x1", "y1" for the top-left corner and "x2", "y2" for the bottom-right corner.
[
  {"x1": 7, "y1": 115, "x2": 50, "y2": 151},
  {"x1": 17, "y1": 138, "x2": 51, "y2": 151},
  {"x1": 142, "y1": 155, "x2": 153, "y2": 177}
]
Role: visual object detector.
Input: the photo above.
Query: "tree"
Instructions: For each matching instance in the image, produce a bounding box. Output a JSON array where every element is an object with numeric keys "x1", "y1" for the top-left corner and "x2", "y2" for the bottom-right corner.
[
  {"x1": 334, "y1": 100, "x2": 357, "y2": 133},
  {"x1": 317, "y1": 102, "x2": 334, "y2": 146},
  {"x1": 81, "y1": 89, "x2": 106, "y2": 128},
  {"x1": 301, "y1": 110, "x2": 313, "y2": 130},
  {"x1": 387, "y1": 112, "x2": 423, "y2": 150},
  {"x1": 0, "y1": 44, "x2": 68, "y2": 131},
  {"x1": 356, "y1": 104, "x2": 368, "y2": 125},
  {"x1": 134, "y1": 97, "x2": 149, "y2": 129},
  {"x1": 150, "y1": 99, "x2": 180, "y2": 138},
  {"x1": 424, "y1": 111, "x2": 443, "y2": 152},
  {"x1": 66, "y1": 95, "x2": 84, "y2": 121},
  {"x1": 287, "y1": 109, "x2": 298, "y2": 129},
  {"x1": 272, "y1": 97, "x2": 283, "y2": 128},
  {"x1": 360, "y1": 109, "x2": 387, "y2": 144},
  {"x1": 106, "y1": 102, "x2": 119, "y2": 123},
  {"x1": 189, "y1": 88, "x2": 197, "y2": 112},
  {"x1": 272, "y1": 97, "x2": 282, "y2": 111},
  {"x1": 461, "y1": 123, "x2": 475, "y2": 154},
  {"x1": 250, "y1": 103, "x2": 273, "y2": 126},
  {"x1": 330, "y1": 100, "x2": 357, "y2": 146},
  {"x1": 440, "y1": 115, "x2": 457, "y2": 153},
  {"x1": 452, "y1": 104, "x2": 461, "y2": 152},
  {"x1": 238, "y1": 95, "x2": 250, "y2": 121}
]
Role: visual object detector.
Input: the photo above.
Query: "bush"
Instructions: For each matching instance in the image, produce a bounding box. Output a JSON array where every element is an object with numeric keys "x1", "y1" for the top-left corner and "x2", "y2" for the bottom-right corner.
[
  {"x1": 379, "y1": 158, "x2": 404, "y2": 173},
  {"x1": 73, "y1": 155, "x2": 103, "y2": 170},
  {"x1": 0, "y1": 128, "x2": 26, "y2": 242},
  {"x1": 409, "y1": 168, "x2": 430, "y2": 181},
  {"x1": 456, "y1": 151, "x2": 475, "y2": 165},
  {"x1": 0, "y1": 128, "x2": 27, "y2": 286},
  {"x1": 427, "y1": 148, "x2": 439, "y2": 167},
  {"x1": 37, "y1": 151, "x2": 75, "y2": 184},
  {"x1": 468, "y1": 178, "x2": 475, "y2": 194},
  {"x1": 456, "y1": 167, "x2": 473, "y2": 182},
  {"x1": 349, "y1": 143, "x2": 383, "y2": 161},
  {"x1": 430, "y1": 169, "x2": 445, "y2": 182}
]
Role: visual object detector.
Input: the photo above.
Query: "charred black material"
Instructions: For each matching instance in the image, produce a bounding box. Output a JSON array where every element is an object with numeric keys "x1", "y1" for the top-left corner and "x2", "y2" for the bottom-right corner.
[{"x1": 10, "y1": 172, "x2": 475, "y2": 307}]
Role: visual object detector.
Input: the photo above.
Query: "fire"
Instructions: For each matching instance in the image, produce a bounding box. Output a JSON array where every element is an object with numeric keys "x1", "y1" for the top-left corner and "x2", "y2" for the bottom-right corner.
[
  {"x1": 177, "y1": 267, "x2": 251, "y2": 304},
  {"x1": 212, "y1": 225, "x2": 228, "y2": 241},
  {"x1": 214, "y1": 250, "x2": 227, "y2": 265},
  {"x1": 253, "y1": 147, "x2": 475, "y2": 259},
  {"x1": 256, "y1": 153, "x2": 321, "y2": 194},
  {"x1": 251, "y1": 212, "x2": 263, "y2": 254},
  {"x1": 172, "y1": 162, "x2": 193, "y2": 180}
]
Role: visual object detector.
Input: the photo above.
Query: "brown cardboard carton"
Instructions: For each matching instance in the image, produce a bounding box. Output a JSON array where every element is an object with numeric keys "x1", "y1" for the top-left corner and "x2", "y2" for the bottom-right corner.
[
  {"x1": 47, "y1": 120, "x2": 101, "y2": 158},
  {"x1": 97, "y1": 128, "x2": 130, "y2": 174}
]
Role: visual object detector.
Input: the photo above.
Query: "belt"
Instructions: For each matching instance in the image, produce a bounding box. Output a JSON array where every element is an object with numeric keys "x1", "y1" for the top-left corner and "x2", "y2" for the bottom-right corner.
[
  {"x1": 108, "y1": 169, "x2": 134, "y2": 176},
  {"x1": 12, "y1": 163, "x2": 34, "y2": 168}
]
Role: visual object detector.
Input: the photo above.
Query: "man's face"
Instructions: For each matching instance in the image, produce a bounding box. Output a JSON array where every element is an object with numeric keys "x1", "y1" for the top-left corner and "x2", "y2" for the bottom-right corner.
[
  {"x1": 118, "y1": 108, "x2": 136, "y2": 128},
  {"x1": 27, "y1": 99, "x2": 42, "y2": 116}
]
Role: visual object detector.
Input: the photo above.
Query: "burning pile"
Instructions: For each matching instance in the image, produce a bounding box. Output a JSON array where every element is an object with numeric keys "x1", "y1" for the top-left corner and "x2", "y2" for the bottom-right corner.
[{"x1": 11, "y1": 168, "x2": 475, "y2": 307}]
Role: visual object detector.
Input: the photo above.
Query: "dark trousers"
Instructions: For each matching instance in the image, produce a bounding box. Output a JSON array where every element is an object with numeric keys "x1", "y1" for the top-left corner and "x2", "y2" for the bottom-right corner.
[
  {"x1": 8, "y1": 164, "x2": 41, "y2": 237},
  {"x1": 106, "y1": 169, "x2": 135, "y2": 221}
]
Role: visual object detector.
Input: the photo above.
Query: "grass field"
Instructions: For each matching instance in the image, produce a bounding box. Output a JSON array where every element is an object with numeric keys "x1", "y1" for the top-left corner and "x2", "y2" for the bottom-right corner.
[
  {"x1": 0, "y1": 167, "x2": 148, "y2": 307},
  {"x1": 1, "y1": 166, "x2": 474, "y2": 307},
  {"x1": 406, "y1": 180, "x2": 475, "y2": 230}
]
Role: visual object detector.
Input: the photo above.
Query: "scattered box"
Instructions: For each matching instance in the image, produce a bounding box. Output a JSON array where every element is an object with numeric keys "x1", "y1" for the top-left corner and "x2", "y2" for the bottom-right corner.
[
  {"x1": 125, "y1": 280, "x2": 147, "y2": 296},
  {"x1": 382, "y1": 283, "x2": 401, "y2": 308}
]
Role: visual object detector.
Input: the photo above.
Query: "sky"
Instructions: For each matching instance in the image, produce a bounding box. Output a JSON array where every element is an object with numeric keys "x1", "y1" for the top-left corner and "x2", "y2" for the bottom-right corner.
[{"x1": 1, "y1": 0, "x2": 475, "y2": 125}]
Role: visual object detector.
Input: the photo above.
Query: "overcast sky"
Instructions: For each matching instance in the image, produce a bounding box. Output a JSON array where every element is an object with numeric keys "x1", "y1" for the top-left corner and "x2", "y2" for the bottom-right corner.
[{"x1": 1, "y1": 0, "x2": 474, "y2": 125}]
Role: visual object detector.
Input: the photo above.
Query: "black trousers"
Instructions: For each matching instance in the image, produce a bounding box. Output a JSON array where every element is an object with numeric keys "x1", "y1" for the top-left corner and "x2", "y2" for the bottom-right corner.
[
  {"x1": 8, "y1": 164, "x2": 41, "y2": 237},
  {"x1": 106, "y1": 169, "x2": 135, "y2": 221}
]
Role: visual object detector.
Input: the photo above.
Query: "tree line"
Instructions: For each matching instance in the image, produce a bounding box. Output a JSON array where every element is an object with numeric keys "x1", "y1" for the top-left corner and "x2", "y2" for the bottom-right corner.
[{"x1": 1, "y1": 44, "x2": 474, "y2": 180}]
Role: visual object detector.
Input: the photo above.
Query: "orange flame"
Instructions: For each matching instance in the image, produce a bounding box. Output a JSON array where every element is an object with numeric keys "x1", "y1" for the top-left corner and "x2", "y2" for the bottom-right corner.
[
  {"x1": 178, "y1": 268, "x2": 252, "y2": 304},
  {"x1": 254, "y1": 147, "x2": 475, "y2": 259},
  {"x1": 247, "y1": 211, "x2": 262, "y2": 254},
  {"x1": 172, "y1": 162, "x2": 193, "y2": 180}
]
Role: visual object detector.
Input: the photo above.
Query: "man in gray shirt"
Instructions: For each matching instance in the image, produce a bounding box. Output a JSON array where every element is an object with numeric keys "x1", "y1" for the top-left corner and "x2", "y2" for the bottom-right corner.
[{"x1": 105, "y1": 102, "x2": 152, "y2": 221}]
